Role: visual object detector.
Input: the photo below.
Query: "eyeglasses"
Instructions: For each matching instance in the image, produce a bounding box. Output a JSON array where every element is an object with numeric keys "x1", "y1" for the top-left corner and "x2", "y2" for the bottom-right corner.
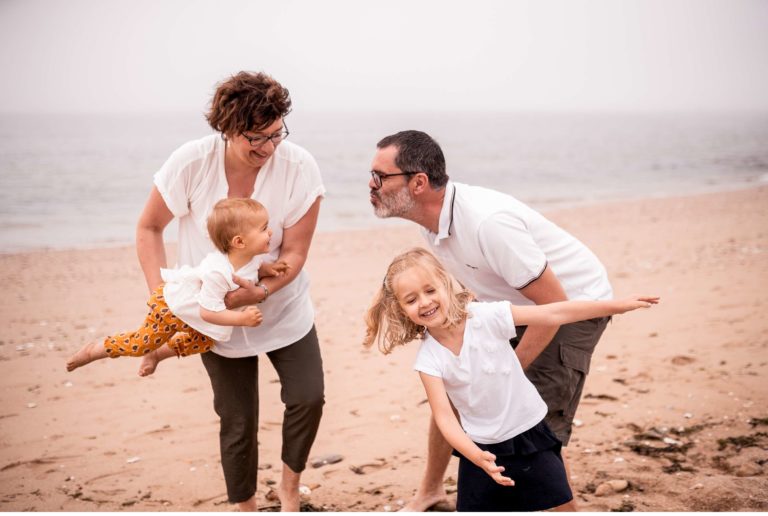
[
  {"x1": 370, "y1": 170, "x2": 417, "y2": 189},
  {"x1": 242, "y1": 122, "x2": 290, "y2": 148}
]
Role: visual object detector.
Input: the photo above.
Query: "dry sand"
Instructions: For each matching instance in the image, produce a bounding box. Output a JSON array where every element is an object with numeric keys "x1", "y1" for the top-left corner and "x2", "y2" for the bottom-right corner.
[{"x1": 1, "y1": 186, "x2": 766, "y2": 511}]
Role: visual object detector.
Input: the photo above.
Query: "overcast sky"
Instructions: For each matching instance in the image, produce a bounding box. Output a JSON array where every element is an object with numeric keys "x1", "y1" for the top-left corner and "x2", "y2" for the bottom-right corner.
[{"x1": 1, "y1": 0, "x2": 767, "y2": 114}]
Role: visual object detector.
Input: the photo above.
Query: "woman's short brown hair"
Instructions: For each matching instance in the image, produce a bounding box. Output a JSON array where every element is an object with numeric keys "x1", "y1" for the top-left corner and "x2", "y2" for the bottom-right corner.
[
  {"x1": 206, "y1": 71, "x2": 292, "y2": 136},
  {"x1": 207, "y1": 198, "x2": 267, "y2": 254}
]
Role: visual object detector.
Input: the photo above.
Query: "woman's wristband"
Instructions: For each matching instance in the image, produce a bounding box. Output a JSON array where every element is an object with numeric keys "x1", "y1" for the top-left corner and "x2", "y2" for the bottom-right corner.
[{"x1": 256, "y1": 282, "x2": 269, "y2": 303}]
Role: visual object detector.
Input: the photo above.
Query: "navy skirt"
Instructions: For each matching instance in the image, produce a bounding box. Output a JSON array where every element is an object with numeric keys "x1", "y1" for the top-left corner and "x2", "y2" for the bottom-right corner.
[{"x1": 454, "y1": 420, "x2": 573, "y2": 512}]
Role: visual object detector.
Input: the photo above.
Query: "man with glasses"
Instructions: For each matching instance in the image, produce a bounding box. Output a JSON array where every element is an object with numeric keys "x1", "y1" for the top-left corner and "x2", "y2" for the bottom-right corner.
[{"x1": 369, "y1": 130, "x2": 613, "y2": 512}]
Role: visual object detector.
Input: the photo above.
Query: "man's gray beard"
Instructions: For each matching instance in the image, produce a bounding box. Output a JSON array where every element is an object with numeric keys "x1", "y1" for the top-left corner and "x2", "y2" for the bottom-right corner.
[{"x1": 373, "y1": 187, "x2": 416, "y2": 219}]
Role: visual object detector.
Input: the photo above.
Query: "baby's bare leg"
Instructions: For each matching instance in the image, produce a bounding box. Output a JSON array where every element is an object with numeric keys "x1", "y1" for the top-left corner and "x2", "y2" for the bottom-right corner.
[
  {"x1": 66, "y1": 341, "x2": 110, "y2": 371},
  {"x1": 138, "y1": 344, "x2": 178, "y2": 377}
]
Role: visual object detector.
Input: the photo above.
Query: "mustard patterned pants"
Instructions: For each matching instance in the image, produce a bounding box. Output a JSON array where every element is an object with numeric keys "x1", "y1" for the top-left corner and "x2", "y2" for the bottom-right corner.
[{"x1": 104, "y1": 284, "x2": 215, "y2": 358}]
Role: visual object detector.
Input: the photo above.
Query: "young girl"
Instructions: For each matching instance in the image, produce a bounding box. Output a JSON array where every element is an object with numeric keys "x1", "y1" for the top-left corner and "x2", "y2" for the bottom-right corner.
[
  {"x1": 364, "y1": 248, "x2": 658, "y2": 512},
  {"x1": 66, "y1": 198, "x2": 289, "y2": 375}
]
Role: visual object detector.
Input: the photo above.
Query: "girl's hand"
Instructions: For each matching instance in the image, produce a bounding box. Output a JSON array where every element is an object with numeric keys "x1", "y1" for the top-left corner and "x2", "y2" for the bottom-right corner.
[
  {"x1": 239, "y1": 306, "x2": 263, "y2": 327},
  {"x1": 617, "y1": 296, "x2": 660, "y2": 313},
  {"x1": 476, "y1": 450, "x2": 515, "y2": 487}
]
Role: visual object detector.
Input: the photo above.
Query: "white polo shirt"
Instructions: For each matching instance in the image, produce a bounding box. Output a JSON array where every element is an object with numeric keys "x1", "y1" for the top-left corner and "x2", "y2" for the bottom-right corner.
[
  {"x1": 422, "y1": 182, "x2": 612, "y2": 306},
  {"x1": 413, "y1": 301, "x2": 548, "y2": 444},
  {"x1": 154, "y1": 135, "x2": 325, "y2": 357}
]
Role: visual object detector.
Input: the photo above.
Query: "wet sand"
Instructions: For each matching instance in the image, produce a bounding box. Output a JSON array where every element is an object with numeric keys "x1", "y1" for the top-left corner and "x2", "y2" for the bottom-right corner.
[{"x1": 0, "y1": 186, "x2": 766, "y2": 511}]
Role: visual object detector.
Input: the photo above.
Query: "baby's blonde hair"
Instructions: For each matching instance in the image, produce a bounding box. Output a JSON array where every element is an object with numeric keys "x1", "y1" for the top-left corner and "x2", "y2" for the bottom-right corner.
[
  {"x1": 207, "y1": 198, "x2": 266, "y2": 253},
  {"x1": 363, "y1": 247, "x2": 474, "y2": 354}
]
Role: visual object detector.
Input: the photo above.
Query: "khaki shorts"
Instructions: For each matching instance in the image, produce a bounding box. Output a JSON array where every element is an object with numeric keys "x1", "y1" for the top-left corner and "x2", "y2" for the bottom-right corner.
[{"x1": 511, "y1": 317, "x2": 610, "y2": 446}]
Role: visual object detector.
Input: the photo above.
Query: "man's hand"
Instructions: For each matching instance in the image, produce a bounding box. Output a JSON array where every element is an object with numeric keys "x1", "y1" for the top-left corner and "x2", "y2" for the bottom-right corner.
[
  {"x1": 224, "y1": 275, "x2": 265, "y2": 309},
  {"x1": 238, "y1": 306, "x2": 263, "y2": 327},
  {"x1": 476, "y1": 450, "x2": 515, "y2": 487}
]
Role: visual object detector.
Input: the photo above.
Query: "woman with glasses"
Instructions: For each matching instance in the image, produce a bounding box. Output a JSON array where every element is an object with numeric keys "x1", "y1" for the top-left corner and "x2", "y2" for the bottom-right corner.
[{"x1": 135, "y1": 71, "x2": 325, "y2": 511}]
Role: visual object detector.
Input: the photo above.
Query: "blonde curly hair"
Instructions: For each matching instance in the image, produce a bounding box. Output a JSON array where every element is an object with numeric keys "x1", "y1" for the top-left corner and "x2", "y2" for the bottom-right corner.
[{"x1": 364, "y1": 248, "x2": 474, "y2": 354}]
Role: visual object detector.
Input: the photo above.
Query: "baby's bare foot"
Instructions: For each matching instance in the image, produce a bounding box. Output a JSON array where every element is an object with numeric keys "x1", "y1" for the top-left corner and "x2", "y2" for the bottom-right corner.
[
  {"x1": 138, "y1": 350, "x2": 160, "y2": 377},
  {"x1": 138, "y1": 345, "x2": 177, "y2": 377},
  {"x1": 66, "y1": 341, "x2": 108, "y2": 371}
]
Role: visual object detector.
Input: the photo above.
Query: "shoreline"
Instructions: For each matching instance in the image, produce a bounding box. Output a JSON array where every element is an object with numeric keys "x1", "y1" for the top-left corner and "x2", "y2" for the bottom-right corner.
[
  {"x1": 2, "y1": 182, "x2": 766, "y2": 256},
  {"x1": 1, "y1": 185, "x2": 766, "y2": 511}
]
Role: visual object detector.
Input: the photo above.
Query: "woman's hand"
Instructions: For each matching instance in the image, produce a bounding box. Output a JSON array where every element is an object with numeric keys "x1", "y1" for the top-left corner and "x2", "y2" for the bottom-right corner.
[
  {"x1": 224, "y1": 275, "x2": 266, "y2": 309},
  {"x1": 475, "y1": 450, "x2": 515, "y2": 487}
]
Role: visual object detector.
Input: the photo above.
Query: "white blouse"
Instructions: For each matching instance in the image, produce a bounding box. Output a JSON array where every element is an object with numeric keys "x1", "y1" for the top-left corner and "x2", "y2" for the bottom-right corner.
[{"x1": 154, "y1": 135, "x2": 325, "y2": 357}]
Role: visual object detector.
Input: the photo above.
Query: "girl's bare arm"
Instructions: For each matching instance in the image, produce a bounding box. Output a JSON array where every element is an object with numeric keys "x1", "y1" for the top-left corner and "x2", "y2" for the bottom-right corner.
[
  {"x1": 510, "y1": 296, "x2": 660, "y2": 328},
  {"x1": 419, "y1": 372, "x2": 514, "y2": 487}
]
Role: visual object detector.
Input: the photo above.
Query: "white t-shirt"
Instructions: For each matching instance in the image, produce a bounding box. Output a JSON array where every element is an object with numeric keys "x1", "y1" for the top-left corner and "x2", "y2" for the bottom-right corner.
[
  {"x1": 413, "y1": 301, "x2": 548, "y2": 445},
  {"x1": 160, "y1": 251, "x2": 262, "y2": 342},
  {"x1": 423, "y1": 182, "x2": 613, "y2": 306},
  {"x1": 154, "y1": 134, "x2": 325, "y2": 357}
]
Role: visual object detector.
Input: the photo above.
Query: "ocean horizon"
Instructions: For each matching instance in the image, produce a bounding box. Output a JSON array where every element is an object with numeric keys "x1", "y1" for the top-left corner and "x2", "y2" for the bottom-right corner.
[{"x1": 1, "y1": 110, "x2": 767, "y2": 253}]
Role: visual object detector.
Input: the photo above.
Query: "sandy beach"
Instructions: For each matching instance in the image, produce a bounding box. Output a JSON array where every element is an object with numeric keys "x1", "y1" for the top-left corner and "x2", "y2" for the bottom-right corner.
[{"x1": 1, "y1": 186, "x2": 766, "y2": 511}]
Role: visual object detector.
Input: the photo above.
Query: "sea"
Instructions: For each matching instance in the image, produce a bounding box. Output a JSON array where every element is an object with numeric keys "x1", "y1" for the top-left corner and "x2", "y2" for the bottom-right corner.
[{"x1": 1, "y1": 110, "x2": 767, "y2": 253}]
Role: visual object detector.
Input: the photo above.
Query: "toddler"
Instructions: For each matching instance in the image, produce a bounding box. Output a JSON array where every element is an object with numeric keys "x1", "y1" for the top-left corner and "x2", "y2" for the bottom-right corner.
[{"x1": 66, "y1": 198, "x2": 288, "y2": 375}]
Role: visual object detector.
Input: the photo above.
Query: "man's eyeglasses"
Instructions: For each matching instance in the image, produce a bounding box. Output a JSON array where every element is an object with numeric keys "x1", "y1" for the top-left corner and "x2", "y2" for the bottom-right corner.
[
  {"x1": 370, "y1": 170, "x2": 417, "y2": 189},
  {"x1": 242, "y1": 122, "x2": 290, "y2": 148}
]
